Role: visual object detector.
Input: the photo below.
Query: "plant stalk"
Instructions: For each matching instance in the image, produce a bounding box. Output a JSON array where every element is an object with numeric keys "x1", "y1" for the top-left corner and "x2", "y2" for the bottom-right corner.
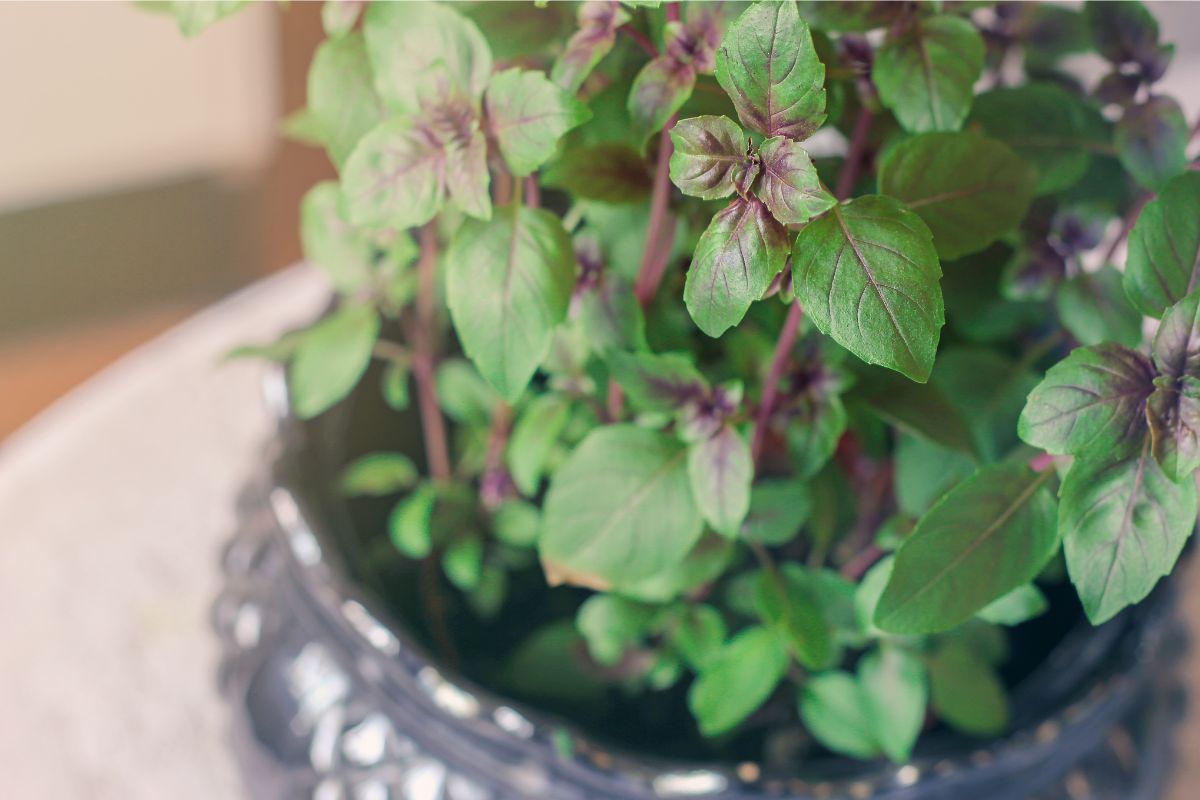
[
  {"x1": 835, "y1": 106, "x2": 873, "y2": 202},
  {"x1": 410, "y1": 221, "x2": 458, "y2": 667},
  {"x1": 634, "y1": 118, "x2": 679, "y2": 308},
  {"x1": 750, "y1": 302, "x2": 805, "y2": 463}
]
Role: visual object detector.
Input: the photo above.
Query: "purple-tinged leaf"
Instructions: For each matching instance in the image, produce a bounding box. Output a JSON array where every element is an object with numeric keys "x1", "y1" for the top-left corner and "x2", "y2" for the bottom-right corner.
[
  {"x1": 607, "y1": 350, "x2": 708, "y2": 413},
  {"x1": 1018, "y1": 343, "x2": 1156, "y2": 459},
  {"x1": 1085, "y1": 0, "x2": 1160, "y2": 66},
  {"x1": 340, "y1": 118, "x2": 445, "y2": 229},
  {"x1": 1148, "y1": 290, "x2": 1200, "y2": 481},
  {"x1": 714, "y1": 0, "x2": 827, "y2": 141},
  {"x1": 755, "y1": 136, "x2": 836, "y2": 225},
  {"x1": 628, "y1": 56, "x2": 696, "y2": 142},
  {"x1": 668, "y1": 115, "x2": 756, "y2": 201},
  {"x1": 687, "y1": 425, "x2": 753, "y2": 538},
  {"x1": 485, "y1": 68, "x2": 592, "y2": 177},
  {"x1": 1125, "y1": 172, "x2": 1200, "y2": 318},
  {"x1": 444, "y1": 130, "x2": 492, "y2": 220},
  {"x1": 551, "y1": 0, "x2": 629, "y2": 94},
  {"x1": 685, "y1": 197, "x2": 791, "y2": 338},
  {"x1": 1061, "y1": 441, "x2": 1197, "y2": 624},
  {"x1": 664, "y1": 4, "x2": 725, "y2": 74},
  {"x1": 1116, "y1": 95, "x2": 1189, "y2": 191}
]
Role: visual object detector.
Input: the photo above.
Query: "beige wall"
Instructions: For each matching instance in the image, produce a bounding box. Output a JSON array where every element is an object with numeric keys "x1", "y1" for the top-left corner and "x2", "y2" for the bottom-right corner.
[{"x1": 0, "y1": 1, "x2": 279, "y2": 213}]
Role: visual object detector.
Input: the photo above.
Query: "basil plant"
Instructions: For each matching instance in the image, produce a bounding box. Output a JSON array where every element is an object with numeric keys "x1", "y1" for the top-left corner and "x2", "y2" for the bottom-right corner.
[{"x1": 177, "y1": 0, "x2": 1198, "y2": 765}]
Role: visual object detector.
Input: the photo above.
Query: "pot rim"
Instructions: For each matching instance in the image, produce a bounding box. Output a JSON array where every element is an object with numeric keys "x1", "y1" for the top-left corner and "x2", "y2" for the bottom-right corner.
[{"x1": 258, "y1": 367, "x2": 1174, "y2": 798}]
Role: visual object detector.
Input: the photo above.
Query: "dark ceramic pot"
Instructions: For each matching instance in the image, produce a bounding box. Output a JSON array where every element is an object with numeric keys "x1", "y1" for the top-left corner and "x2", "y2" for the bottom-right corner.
[{"x1": 213, "y1": 373, "x2": 1187, "y2": 800}]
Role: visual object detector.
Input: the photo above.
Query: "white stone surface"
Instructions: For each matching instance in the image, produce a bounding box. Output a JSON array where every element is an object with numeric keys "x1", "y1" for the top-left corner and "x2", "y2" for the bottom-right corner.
[{"x1": 0, "y1": 267, "x2": 327, "y2": 800}]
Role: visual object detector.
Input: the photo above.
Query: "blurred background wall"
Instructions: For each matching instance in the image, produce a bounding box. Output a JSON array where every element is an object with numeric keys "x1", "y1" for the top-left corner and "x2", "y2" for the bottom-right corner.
[{"x1": 0, "y1": 0, "x2": 332, "y2": 437}]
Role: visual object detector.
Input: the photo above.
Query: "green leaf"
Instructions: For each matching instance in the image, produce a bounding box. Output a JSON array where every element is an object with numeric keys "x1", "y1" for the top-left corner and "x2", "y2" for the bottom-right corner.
[
  {"x1": 755, "y1": 136, "x2": 837, "y2": 225},
  {"x1": 688, "y1": 626, "x2": 789, "y2": 737},
  {"x1": 363, "y1": 1, "x2": 492, "y2": 112},
  {"x1": 341, "y1": 453, "x2": 419, "y2": 496},
  {"x1": 322, "y1": 0, "x2": 362, "y2": 38},
  {"x1": 977, "y1": 584, "x2": 1048, "y2": 626},
  {"x1": 551, "y1": 1, "x2": 629, "y2": 93},
  {"x1": 793, "y1": 196, "x2": 944, "y2": 383},
  {"x1": 848, "y1": 365, "x2": 975, "y2": 456},
  {"x1": 1149, "y1": 290, "x2": 1200, "y2": 481},
  {"x1": 301, "y1": 181, "x2": 411, "y2": 295},
  {"x1": 576, "y1": 595, "x2": 656, "y2": 666},
  {"x1": 714, "y1": 0, "x2": 827, "y2": 141},
  {"x1": 467, "y1": 563, "x2": 509, "y2": 619},
  {"x1": 307, "y1": 34, "x2": 384, "y2": 168},
  {"x1": 492, "y1": 499, "x2": 541, "y2": 548},
  {"x1": 540, "y1": 426, "x2": 703, "y2": 590},
  {"x1": 613, "y1": 535, "x2": 733, "y2": 603},
  {"x1": 685, "y1": 197, "x2": 790, "y2": 337},
  {"x1": 485, "y1": 68, "x2": 591, "y2": 176},
  {"x1": 436, "y1": 359, "x2": 500, "y2": 425},
  {"x1": 674, "y1": 605, "x2": 727, "y2": 671},
  {"x1": 668, "y1": 116, "x2": 757, "y2": 201},
  {"x1": 607, "y1": 350, "x2": 708, "y2": 412},
  {"x1": 798, "y1": 672, "x2": 879, "y2": 760},
  {"x1": 578, "y1": 272, "x2": 647, "y2": 355},
  {"x1": 969, "y1": 84, "x2": 1107, "y2": 195},
  {"x1": 544, "y1": 143, "x2": 654, "y2": 203},
  {"x1": 507, "y1": 395, "x2": 573, "y2": 496},
  {"x1": 629, "y1": 57, "x2": 696, "y2": 143},
  {"x1": 161, "y1": 0, "x2": 248, "y2": 37},
  {"x1": 895, "y1": 434, "x2": 975, "y2": 516},
  {"x1": 860, "y1": 646, "x2": 928, "y2": 764},
  {"x1": 502, "y1": 622, "x2": 606, "y2": 704},
  {"x1": 1124, "y1": 172, "x2": 1200, "y2": 318},
  {"x1": 381, "y1": 362, "x2": 410, "y2": 410},
  {"x1": 340, "y1": 118, "x2": 445, "y2": 230},
  {"x1": 932, "y1": 347, "x2": 1040, "y2": 462},
  {"x1": 876, "y1": 464, "x2": 1058, "y2": 635},
  {"x1": 1018, "y1": 343, "x2": 1156, "y2": 460},
  {"x1": 446, "y1": 204, "x2": 576, "y2": 402},
  {"x1": 688, "y1": 426, "x2": 753, "y2": 538},
  {"x1": 443, "y1": 536, "x2": 484, "y2": 591},
  {"x1": 928, "y1": 643, "x2": 1009, "y2": 736},
  {"x1": 942, "y1": 244, "x2": 1044, "y2": 344},
  {"x1": 1116, "y1": 96, "x2": 1190, "y2": 191},
  {"x1": 389, "y1": 484, "x2": 435, "y2": 558},
  {"x1": 854, "y1": 556, "x2": 894, "y2": 636},
  {"x1": 786, "y1": 392, "x2": 848, "y2": 479},
  {"x1": 878, "y1": 132, "x2": 1037, "y2": 260},
  {"x1": 743, "y1": 479, "x2": 810, "y2": 545},
  {"x1": 754, "y1": 568, "x2": 833, "y2": 670},
  {"x1": 1056, "y1": 267, "x2": 1143, "y2": 348},
  {"x1": 873, "y1": 15, "x2": 984, "y2": 134},
  {"x1": 288, "y1": 305, "x2": 380, "y2": 420},
  {"x1": 1061, "y1": 443, "x2": 1198, "y2": 624}
]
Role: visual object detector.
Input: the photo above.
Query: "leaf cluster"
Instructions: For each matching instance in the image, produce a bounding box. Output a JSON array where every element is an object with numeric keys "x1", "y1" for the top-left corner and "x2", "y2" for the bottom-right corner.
[{"x1": 186, "y1": 0, "x2": 1199, "y2": 766}]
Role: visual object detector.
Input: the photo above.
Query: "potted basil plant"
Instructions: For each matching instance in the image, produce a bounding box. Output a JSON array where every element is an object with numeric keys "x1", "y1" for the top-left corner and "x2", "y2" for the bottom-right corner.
[{"x1": 159, "y1": 0, "x2": 1198, "y2": 797}]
